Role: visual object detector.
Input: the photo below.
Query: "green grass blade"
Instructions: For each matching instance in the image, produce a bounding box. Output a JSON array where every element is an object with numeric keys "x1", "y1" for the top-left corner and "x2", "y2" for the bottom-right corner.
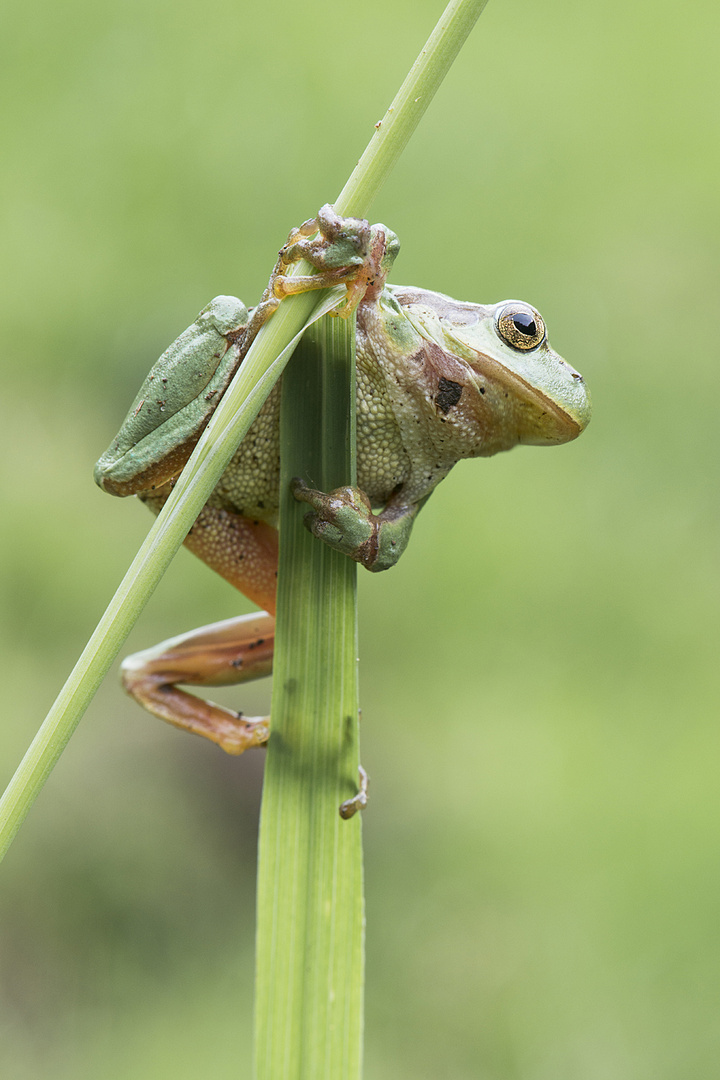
[
  {"x1": 255, "y1": 315, "x2": 363, "y2": 1080},
  {"x1": 254, "y1": 8, "x2": 491, "y2": 1064},
  {"x1": 0, "y1": 0, "x2": 489, "y2": 859}
]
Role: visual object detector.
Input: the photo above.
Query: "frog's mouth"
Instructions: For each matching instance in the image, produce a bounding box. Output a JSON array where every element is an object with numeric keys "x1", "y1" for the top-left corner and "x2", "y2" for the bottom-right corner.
[
  {"x1": 469, "y1": 350, "x2": 592, "y2": 447},
  {"x1": 512, "y1": 374, "x2": 589, "y2": 445}
]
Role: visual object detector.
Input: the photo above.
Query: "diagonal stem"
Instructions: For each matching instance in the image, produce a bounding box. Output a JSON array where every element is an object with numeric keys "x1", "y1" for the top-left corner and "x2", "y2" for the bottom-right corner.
[{"x1": 0, "y1": 0, "x2": 490, "y2": 863}]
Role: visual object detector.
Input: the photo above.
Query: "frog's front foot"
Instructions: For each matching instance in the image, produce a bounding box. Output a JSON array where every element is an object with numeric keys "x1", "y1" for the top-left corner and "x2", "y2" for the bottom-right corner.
[
  {"x1": 271, "y1": 204, "x2": 397, "y2": 319},
  {"x1": 292, "y1": 479, "x2": 375, "y2": 562},
  {"x1": 292, "y1": 479, "x2": 416, "y2": 572}
]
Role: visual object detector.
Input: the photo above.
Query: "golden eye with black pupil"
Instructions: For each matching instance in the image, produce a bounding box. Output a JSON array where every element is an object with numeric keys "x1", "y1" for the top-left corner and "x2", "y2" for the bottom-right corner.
[{"x1": 495, "y1": 303, "x2": 546, "y2": 351}]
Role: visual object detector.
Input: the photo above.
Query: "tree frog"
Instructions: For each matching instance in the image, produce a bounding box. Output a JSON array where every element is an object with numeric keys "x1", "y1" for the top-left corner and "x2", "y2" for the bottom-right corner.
[{"x1": 95, "y1": 205, "x2": 590, "y2": 762}]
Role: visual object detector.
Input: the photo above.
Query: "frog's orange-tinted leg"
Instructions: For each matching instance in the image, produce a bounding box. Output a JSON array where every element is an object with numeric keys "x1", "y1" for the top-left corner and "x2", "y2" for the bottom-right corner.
[
  {"x1": 183, "y1": 504, "x2": 279, "y2": 616},
  {"x1": 127, "y1": 498, "x2": 279, "y2": 752},
  {"x1": 121, "y1": 612, "x2": 274, "y2": 754},
  {"x1": 140, "y1": 491, "x2": 279, "y2": 617}
]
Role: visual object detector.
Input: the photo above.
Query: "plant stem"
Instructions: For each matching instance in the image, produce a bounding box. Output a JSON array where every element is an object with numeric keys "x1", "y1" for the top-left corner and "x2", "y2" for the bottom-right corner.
[
  {"x1": 254, "y1": 4, "x2": 489, "y2": 1072},
  {"x1": 255, "y1": 316, "x2": 362, "y2": 1080}
]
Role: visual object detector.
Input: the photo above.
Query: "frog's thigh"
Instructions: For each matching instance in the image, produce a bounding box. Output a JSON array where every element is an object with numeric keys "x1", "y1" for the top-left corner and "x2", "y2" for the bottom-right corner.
[
  {"x1": 121, "y1": 612, "x2": 275, "y2": 755},
  {"x1": 184, "y1": 505, "x2": 279, "y2": 615}
]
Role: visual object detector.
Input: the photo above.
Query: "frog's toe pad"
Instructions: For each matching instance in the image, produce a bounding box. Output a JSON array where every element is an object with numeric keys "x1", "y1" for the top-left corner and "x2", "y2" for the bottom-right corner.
[
  {"x1": 303, "y1": 515, "x2": 344, "y2": 548},
  {"x1": 339, "y1": 765, "x2": 369, "y2": 819}
]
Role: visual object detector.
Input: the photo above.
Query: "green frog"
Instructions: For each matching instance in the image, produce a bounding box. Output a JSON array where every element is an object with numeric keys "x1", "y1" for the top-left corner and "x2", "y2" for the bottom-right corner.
[{"x1": 95, "y1": 206, "x2": 591, "y2": 758}]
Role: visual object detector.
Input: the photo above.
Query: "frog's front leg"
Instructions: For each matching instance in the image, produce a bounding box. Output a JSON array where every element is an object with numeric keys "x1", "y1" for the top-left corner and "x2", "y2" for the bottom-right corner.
[
  {"x1": 292, "y1": 480, "x2": 425, "y2": 572},
  {"x1": 121, "y1": 613, "x2": 274, "y2": 754}
]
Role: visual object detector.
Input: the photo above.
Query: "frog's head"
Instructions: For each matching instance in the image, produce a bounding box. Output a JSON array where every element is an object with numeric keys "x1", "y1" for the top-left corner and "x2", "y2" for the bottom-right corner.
[
  {"x1": 390, "y1": 287, "x2": 591, "y2": 452},
  {"x1": 473, "y1": 299, "x2": 592, "y2": 446}
]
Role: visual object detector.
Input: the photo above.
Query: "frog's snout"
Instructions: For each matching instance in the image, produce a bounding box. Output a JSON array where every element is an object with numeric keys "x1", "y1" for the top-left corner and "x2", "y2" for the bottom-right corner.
[{"x1": 561, "y1": 365, "x2": 592, "y2": 438}]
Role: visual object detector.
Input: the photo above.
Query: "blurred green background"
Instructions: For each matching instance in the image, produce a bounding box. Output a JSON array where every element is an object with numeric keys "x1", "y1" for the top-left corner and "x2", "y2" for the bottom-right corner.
[{"x1": 1, "y1": 0, "x2": 718, "y2": 1076}]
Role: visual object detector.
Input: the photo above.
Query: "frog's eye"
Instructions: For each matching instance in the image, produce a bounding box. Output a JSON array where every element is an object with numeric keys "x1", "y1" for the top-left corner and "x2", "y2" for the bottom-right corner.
[{"x1": 495, "y1": 303, "x2": 546, "y2": 351}]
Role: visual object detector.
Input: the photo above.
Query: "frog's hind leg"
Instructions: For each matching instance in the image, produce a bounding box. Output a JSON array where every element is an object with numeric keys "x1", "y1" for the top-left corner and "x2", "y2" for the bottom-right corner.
[
  {"x1": 121, "y1": 612, "x2": 275, "y2": 754},
  {"x1": 183, "y1": 503, "x2": 279, "y2": 616},
  {"x1": 131, "y1": 492, "x2": 278, "y2": 751},
  {"x1": 141, "y1": 490, "x2": 280, "y2": 617}
]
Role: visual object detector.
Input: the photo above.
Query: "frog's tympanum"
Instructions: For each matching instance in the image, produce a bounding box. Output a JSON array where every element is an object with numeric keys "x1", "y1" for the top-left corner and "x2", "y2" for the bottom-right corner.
[{"x1": 96, "y1": 206, "x2": 590, "y2": 769}]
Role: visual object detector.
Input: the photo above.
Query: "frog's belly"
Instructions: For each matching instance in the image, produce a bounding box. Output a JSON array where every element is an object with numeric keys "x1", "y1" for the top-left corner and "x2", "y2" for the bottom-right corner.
[
  {"x1": 356, "y1": 405, "x2": 410, "y2": 504},
  {"x1": 209, "y1": 362, "x2": 410, "y2": 523}
]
